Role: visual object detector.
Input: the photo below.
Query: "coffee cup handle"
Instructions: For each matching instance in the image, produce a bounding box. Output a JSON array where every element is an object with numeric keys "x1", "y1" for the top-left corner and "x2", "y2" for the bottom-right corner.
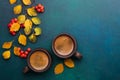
[
  {"x1": 23, "y1": 66, "x2": 30, "y2": 73},
  {"x1": 74, "y1": 51, "x2": 82, "y2": 59}
]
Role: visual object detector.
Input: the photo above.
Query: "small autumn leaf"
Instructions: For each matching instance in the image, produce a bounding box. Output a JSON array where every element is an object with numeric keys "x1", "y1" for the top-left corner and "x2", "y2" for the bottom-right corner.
[
  {"x1": 9, "y1": 0, "x2": 17, "y2": 4},
  {"x1": 13, "y1": 4, "x2": 22, "y2": 14},
  {"x1": 10, "y1": 23, "x2": 20, "y2": 32},
  {"x1": 27, "y1": 7, "x2": 37, "y2": 16},
  {"x1": 24, "y1": 26, "x2": 32, "y2": 35},
  {"x1": 22, "y1": 0, "x2": 31, "y2": 5},
  {"x1": 18, "y1": 34, "x2": 27, "y2": 46},
  {"x1": 29, "y1": 34, "x2": 37, "y2": 43},
  {"x1": 31, "y1": 17, "x2": 41, "y2": 25},
  {"x1": 14, "y1": 46, "x2": 21, "y2": 56},
  {"x1": 2, "y1": 50, "x2": 11, "y2": 59},
  {"x1": 64, "y1": 58, "x2": 75, "y2": 68},
  {"x1": 54, "y1": 63, "x2": 64, "y2": 75},
  {"x1": 24, "y1": 19, "x2": 33, "y2": 29},
  {"x1": 2, "y1": 41, "x2": 13, "y2": 49},
  {"x1": 34, "y1": 27, "x2": 42, "y2": 36},
  {"x1": 17, "y1": 15, "x2": 26, "y2": 24}
]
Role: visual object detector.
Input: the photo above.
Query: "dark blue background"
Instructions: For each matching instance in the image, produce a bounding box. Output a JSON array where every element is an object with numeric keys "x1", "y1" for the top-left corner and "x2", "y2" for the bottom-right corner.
[{"x1": 0, "y1": 0, "x2": 120, "y2": 80}]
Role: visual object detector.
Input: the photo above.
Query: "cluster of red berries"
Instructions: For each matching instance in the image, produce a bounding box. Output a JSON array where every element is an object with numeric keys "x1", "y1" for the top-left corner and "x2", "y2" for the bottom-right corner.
[
  {"x1": 20, "y1": 23, "x2": 25, "y2": 28},
  {"x1": 19, "y1": 48, "x2": 31, "y2": 58},
  {"x1": 35, "y1": 4, "x2": 44, "y2": 13}
]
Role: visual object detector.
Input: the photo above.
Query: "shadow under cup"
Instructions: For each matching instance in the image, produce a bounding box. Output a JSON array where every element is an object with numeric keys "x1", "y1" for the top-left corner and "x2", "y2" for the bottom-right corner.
[
  {"x1": 52, "y1": 34, "x2": 82, "y2": 59},
  {"x1": 24, "y1": 49, "x2": 52, "y2": 73}
]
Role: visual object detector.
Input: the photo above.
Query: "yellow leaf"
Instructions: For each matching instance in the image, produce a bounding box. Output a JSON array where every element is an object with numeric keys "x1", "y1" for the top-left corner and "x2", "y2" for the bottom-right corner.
[
  {"x1": 2, "y1": 41, "x2": 13, "y2": 49},
  {"x1": 64, "y1": 58, "x2": 75, "y2": 68},
  {"x1": 17, "y1": 15, "x2": 26, "y2": 24},
  {"x1": 27, "y1": 8, "x2": 37, "y2": 16},
  {"x1": 10, "y1": 23, "x2": 20, "y2": 31},
  {"x1": 18, "y1": 34, "x2": 27, "y2": 46},
  {"x1": 14, "y1": 46, "x2": 20, "y2": 56},
  {"x1": 13, "y1": 4, "x2": 22, "y2": 15},
  {"x1": 9, "y1": 0, "x2": 17, "y2": 4},
  {"x1": 24, "y1": 26, "x2": 32, "y2": 35},
  {"x1": 22, "y1": 0, "x2": 31, "y2": 5},
  {"x1": 24, "y1": 19, "x2": 32, "y2": 29},
  {"x1": 54, "y1": 63, "x2": 64, "y2": 75},
  {"x1": 24, "y1": 19, "x2": 32, "y2": 35},
  {"x1": 2, "y1": 50, "x2": 11, "y2": 59},
  {"x1": 34, "y1": 27, "x2": 42, "y2": 36},
  {"x1": 31, "y1": 17, "x2": 41, "y2": 25},
  {"x1": 29, "y1": 34, "x2": 37, "y2": 43}
]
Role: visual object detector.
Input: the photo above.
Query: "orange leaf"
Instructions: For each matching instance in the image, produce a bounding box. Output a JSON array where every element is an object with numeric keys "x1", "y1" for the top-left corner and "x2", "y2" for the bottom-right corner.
[
  {"x1": 64, "y1": 58, "x2": 75, "y2": 68},
  {"x1": 14, "y1": 46, "x2": 20, "y2": 56},
  {"x1": 10, "y1": 23, "x2": 20, "y2": 32},
  {"x1": 54, "y1": 63, "x2": 64, "y2": 75}
]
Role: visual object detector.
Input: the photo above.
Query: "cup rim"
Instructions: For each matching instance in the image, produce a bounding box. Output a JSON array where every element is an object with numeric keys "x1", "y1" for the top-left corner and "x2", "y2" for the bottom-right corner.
[
  {"x1": 52, "y1": 33, "x2": 77, "y2": 59},
  {"x1": 27, "y1": 48, "x2": 52, "y2": 73}
]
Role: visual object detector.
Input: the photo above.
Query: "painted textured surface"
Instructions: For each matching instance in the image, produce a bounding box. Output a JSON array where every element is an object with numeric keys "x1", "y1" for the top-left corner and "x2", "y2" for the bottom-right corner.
[{"x1": 0, "y1": 0, "x2": 120, "y2": 80}]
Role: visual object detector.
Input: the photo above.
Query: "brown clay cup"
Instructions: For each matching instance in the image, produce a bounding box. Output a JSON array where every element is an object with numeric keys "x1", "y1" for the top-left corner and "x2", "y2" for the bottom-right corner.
[
  {"x1": 52, "y1": 33, "x2": 82, "y2": 59},
  {"x1": 23, "y1": 48, "x2": 52, "y2": 73}
]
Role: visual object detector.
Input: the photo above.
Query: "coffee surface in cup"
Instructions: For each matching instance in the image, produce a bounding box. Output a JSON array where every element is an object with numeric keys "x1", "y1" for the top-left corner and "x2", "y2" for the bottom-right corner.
[
  {"x1": 30, "y1": 51, "x2": 49, "y2": 71},
  {"x1": 54, "y1": 35, "x2": 74, "y2": 56}
]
